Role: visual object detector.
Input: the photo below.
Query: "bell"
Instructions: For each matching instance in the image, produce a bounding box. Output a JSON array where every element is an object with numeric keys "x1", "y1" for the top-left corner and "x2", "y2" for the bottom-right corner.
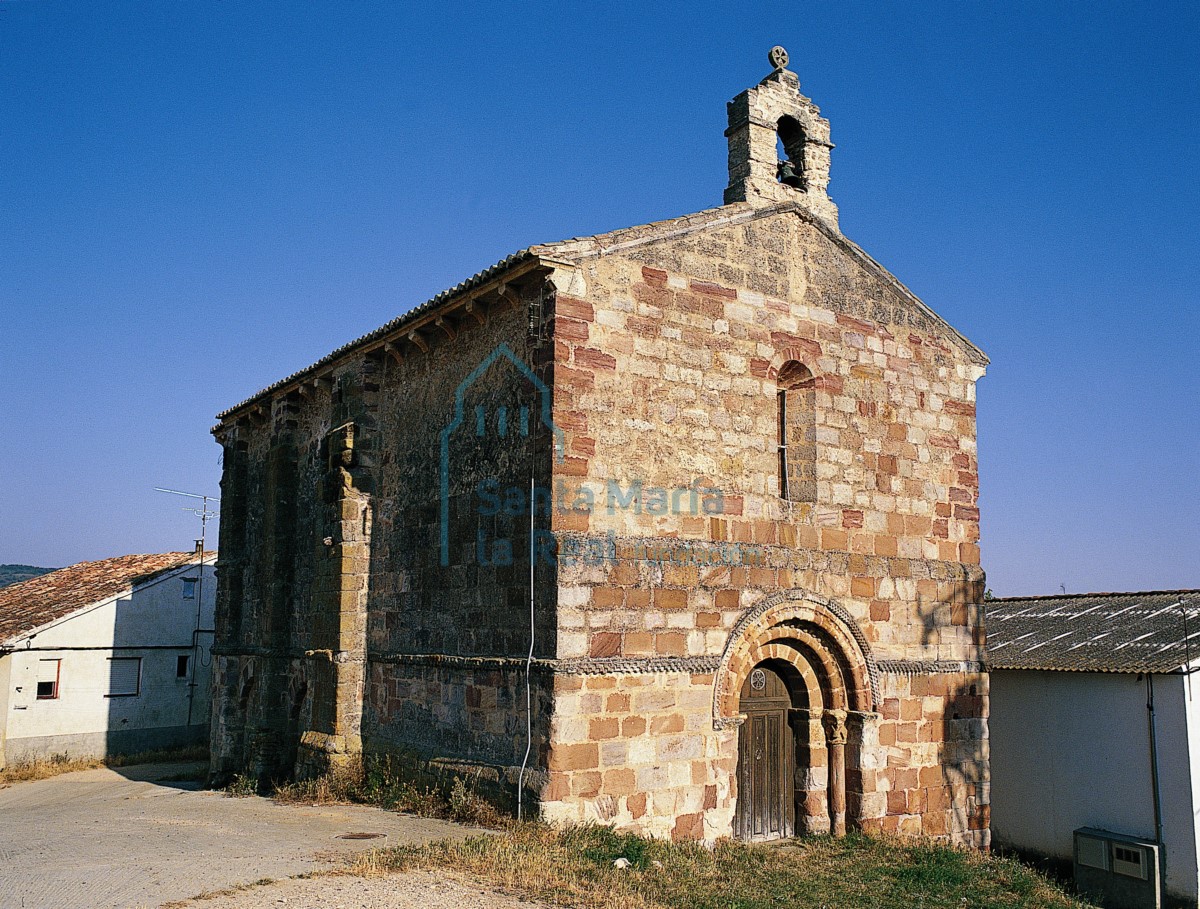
[{"x1": 778, "y1": 159, "x2": 804, "y2": 189}]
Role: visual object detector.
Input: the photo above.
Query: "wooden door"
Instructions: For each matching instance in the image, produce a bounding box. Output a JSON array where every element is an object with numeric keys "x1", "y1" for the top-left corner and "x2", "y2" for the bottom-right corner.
[{"x1": 734, "y1": 664, "x2": 795, "y2": 841}]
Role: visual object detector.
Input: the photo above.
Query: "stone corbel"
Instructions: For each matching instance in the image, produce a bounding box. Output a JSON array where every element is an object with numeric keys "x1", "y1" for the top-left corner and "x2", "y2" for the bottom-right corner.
[
  {"x1": 434, "y1": 316, "x2": 456, "y2": 341},
  {"x1": 496, "y1": 283, "x2": 521, "y2": 308},
  {"x1": 464, "y1": 300, "x2": 486, "y2": 326},
  {"x1": 248, "y1": 404, "x2": 269, "y2": 427},
  {"x1": 407, "y1": 330, "x2": 430, "y2": 354}
]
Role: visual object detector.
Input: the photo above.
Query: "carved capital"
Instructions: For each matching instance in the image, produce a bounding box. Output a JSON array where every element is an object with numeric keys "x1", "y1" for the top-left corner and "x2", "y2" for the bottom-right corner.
[{"x1": 822, "y1": 708, "x2": 848, "y2": 745}]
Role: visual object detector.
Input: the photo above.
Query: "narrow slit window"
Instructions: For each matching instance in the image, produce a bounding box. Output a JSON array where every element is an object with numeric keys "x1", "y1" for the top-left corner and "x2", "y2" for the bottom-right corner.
[
  {"x1": 776, "y1": 360, "x2": 817, "y2": 503},
  {"x1": 176, "y1": 654, "x2": 190, "y2": 678},
  {"x1": 37, "y1": 659, "x2": 60, "y2": 699},
  {"x1": 777, "y1": 390, "x2": 790, "y2": 500}
]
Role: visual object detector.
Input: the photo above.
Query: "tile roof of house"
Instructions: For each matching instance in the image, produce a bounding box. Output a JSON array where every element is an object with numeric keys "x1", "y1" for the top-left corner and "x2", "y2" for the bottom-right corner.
[
  {"x1": 0, "y1": 552, "x2": 213, "y2": 646},
  {"x1": 986, "y1": 590, "x2": 1200, "y2": 673}
]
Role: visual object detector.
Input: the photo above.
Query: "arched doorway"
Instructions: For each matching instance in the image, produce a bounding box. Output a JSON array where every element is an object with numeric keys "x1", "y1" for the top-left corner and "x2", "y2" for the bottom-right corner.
[
  {"x1": 716, "y1": 590, "x2": 880, "y2": 842},
  {"x1": 734, "y1": 661, "x2": 799, "y2": 841}
]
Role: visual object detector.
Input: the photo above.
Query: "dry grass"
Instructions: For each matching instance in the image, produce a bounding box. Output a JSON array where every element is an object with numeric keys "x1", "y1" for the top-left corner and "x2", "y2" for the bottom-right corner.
[
  {"x1": 0, "y1": 744, "x2": 208, "y2": 787},
  {"x1": 350, "y1": 823, "x2": 1097, "y2": 909},
  {"x1": 254, "y1": 756, "x2": 505, "y2": 827},
  {"x1": 158, "y1": 878, "x2": 277, "y2": 908}
]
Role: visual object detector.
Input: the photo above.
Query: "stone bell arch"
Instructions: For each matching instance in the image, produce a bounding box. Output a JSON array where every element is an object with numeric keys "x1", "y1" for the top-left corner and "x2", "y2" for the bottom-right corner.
[
  {"x1": 714, "y1": 588, "x2": 883, "y2": 840},
  {"x1": 723, "y1": 46, "x2": 839, "y2": 229}
]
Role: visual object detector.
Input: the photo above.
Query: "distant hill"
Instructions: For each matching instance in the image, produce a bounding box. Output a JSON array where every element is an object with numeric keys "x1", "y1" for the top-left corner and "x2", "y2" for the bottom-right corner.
[{"x1": 0, "y1": 565, "x2": 57, "y2": 589}]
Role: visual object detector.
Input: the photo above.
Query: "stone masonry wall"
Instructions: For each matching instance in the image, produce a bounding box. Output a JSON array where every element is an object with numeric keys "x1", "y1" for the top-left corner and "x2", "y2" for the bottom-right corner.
[
  {"x1": 210, "y1": 201, "x2": 989, "y2": 845},
  {"x1": 541, "y1": 666, "x2": 988, "y2": 843},
  {"x1": 543, "y1": 671, "x2": 735, "y2": 841},
  {"x1": 539, "y1": 205, "x2": 988, "y2": 844},
  {"x1": 212, "y1": 286, "x2": 562, "y2": 784}
]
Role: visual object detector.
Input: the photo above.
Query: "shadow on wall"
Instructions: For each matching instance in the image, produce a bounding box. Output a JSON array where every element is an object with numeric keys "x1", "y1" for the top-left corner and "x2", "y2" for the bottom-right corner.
[
  {"x1": 942, "y1": 678, "x2": 989, "y2": 844},
  {"x1": 914, "y1": 572, "x2": 984, "y2": 652},
  {"x1": 917, "y1": 574, "x2": 989, "y2": 845},
  {"x1": 357, "y1": 349, "x2": 561, "y2": 791},
  {"x1": 212, "y1": 338, "x2": 561, "y2": 800},
  {"x1": 104, "y1": 562, "x2": 215, "y2": 760}
]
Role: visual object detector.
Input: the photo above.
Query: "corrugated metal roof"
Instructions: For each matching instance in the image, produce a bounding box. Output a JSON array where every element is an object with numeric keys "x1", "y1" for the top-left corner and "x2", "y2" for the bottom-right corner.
[
  {"x1": 0, "y1": 552, "x2": 214, "y2": 646},
  {"x1": 986, "y1": 590, "x2": 1200, "y2": 673}
]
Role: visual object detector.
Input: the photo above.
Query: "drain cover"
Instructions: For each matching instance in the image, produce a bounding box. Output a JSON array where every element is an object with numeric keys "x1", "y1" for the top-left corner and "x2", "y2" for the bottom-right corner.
[{"x1": 337, "y1": 832, "x2": 385, "y2": 840}]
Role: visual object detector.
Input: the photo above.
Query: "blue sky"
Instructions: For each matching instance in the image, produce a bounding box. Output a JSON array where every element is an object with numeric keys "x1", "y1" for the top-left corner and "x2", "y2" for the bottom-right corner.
[{"x1": 1, "y1": 1, "x2": 1196, "y2": 596}]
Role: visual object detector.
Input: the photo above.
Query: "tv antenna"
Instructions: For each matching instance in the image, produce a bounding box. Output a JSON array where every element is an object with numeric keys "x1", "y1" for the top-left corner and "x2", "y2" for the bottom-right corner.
[
  {"x1": 155, "y1": 486, "x2": 219, "y2": 547},
  {"x1": 155, "y1": 487, "x2": 220, "y2": 726}
]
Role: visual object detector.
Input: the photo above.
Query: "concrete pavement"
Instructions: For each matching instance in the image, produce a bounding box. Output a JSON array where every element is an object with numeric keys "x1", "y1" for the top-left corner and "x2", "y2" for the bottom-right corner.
[{"x1": 0, "y1": 762, "x2": 477, "y2": 909}]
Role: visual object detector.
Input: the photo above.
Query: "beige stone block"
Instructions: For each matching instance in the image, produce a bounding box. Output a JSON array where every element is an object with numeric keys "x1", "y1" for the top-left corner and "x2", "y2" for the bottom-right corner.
[
  {"x1": 636, "y1": 766, "x2": 668, "y2": 791},
  {"x1": 550, "y1": 716, "x2": 588, "y2": 742},
  {"x1": 599, "y1": 740, "x2": 629, "y2": 767},
  {"x1": 634, "y1": 689, "x2": 676, "y2": 712},
  {"x1": 650, "y1": 713, "x2": 685, "y2": 735},
  {"x1": 557, "y1": 632, "x2": 588, "y2": 659},
  {"x1": 627, "y1": 736, "x2": 655, "y2": 764},
  {"x1": 678, "y1": 688, "x2": 713, "y2": 710},
  {"x1": 658, "y1": 734, "x2": 703, "y2": 762}
]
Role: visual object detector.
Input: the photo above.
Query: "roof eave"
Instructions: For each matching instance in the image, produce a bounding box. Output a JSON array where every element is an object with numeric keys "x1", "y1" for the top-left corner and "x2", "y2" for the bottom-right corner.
[
  {"x1": 213, "y1": 252, "x2": 560, "y2": 427},
  {"x1": 988, "y1": 663, "x2": 1191, "y2": 675},
  {"x1": 213, "y1": 198, "x2": 992, "y2": 428}
]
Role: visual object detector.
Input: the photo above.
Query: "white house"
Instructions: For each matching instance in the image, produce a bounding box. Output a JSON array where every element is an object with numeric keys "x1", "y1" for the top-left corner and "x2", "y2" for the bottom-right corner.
[
  {"x1": 0, "y1": 550, "x2": 216, "y2": 768},
  {"x1": 988, "y1": 590, "x2": 1200, "y2": 907}
]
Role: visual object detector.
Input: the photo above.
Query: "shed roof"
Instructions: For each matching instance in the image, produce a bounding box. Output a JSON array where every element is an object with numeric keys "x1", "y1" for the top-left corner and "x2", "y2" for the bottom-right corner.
[
  {"x1": 0, "y1": 552, "x2": 213, "y2": 646},
  {"x1": 986, "y1": 590, "x2": 1200, "y2": 674}
]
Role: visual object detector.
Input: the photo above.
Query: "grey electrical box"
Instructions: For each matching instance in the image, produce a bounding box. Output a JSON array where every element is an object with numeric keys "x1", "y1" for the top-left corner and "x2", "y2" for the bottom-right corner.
[{"x1": 1073, "y1": 827, "x2": 1161, "y2": 909}]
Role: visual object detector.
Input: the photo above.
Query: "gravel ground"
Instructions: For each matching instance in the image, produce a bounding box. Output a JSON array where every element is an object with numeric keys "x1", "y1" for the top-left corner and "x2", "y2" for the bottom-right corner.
[
  {"x1": 0, "y1": 762, "x2": 480, "y2": 909},
  {"x1": 168, "y1": 870, "x2": 553, "y2": 908}
]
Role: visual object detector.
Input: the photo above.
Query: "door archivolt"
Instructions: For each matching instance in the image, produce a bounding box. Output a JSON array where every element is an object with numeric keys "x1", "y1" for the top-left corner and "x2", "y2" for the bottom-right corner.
[
  {"x1": 713, "y1": 589, "x2": 876, "y2": 726},
  {"x1": 718, "y1": 591, "x2": 877, "y2": 841}
]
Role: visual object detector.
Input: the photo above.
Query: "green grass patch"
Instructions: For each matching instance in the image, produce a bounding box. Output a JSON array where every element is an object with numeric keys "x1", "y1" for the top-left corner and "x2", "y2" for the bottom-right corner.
[{"x1": 351, "y1": 823, "x2": 1095, "y2": 909}]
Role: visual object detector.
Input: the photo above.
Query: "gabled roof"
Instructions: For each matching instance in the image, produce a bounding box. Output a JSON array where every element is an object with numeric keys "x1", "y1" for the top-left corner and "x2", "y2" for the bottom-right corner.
[
  {"x1": 987, "y1": 590, "x2": 1200, "y2": 674},
  {"x1": 539, "y1": 201, "x2": 988, "y2": 365},
  {"x1": 0, "y1": 552, "x2": 213, "y2": 646},
  {"x1": 215, "y1": 201, "x2": 986, "y2": 422}
]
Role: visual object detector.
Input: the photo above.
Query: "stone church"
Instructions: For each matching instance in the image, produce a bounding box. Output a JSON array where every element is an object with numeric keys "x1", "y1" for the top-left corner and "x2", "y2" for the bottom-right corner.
[{"x1": 210, "y1": 49, "x2": 990, "y2": 846}]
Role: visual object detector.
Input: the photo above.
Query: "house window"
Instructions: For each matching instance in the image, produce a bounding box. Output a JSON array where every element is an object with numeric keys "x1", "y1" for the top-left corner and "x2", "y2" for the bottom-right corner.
[
  {"x1": 182, "y1": 578, "x2": 197, "y2": 600},
  {"x1": 37, "y1": 659, "x2": 61, "y2": 699},
  {"x1": 176, "y1": 654, "x2": 190, "y2": 678},
  {"x1": 106, "y1": 657, "x2": 141, "y2": 697},
  {"x1": 777, "y1": 360, "x2": 817, "y2": 503}
]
